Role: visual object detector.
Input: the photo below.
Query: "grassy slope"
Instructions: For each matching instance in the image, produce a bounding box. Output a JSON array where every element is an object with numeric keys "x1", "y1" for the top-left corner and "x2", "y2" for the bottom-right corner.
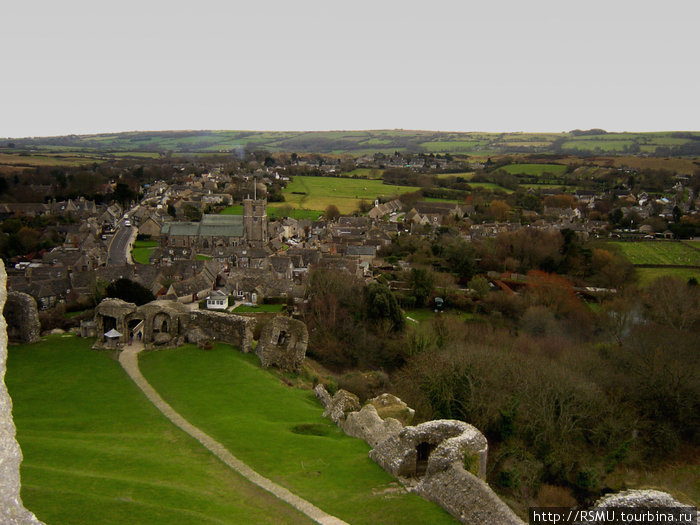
[
  {"x1": 139, "y1": 345, "x2": 456, "y2": 525},
  {"x1": 6, "y1": 336, "x2": 311, "y2": 525}
]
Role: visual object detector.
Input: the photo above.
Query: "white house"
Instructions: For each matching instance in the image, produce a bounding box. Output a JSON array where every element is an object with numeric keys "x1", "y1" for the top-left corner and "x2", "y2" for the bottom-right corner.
[{"x1": 205, "y1": 289, "x2": 229, "y2": 310}]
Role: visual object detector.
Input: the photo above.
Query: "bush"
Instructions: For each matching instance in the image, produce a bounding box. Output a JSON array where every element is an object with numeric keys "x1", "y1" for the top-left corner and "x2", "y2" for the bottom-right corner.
[
  {"x1": 324, "y1": 379, "x2": 338, "y2": 396},
  {"x1": 262, "y1": 296, "x2": 287, "y2": 305},
  {"x1": 105, "y1": 278, "x2": 155, "y2": 306}
]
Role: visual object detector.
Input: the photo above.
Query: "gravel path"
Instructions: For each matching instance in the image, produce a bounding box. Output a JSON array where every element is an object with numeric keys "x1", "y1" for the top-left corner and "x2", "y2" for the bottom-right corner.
[{"x1": 119, "y1": 343, "x2": 348, "y2": 525}]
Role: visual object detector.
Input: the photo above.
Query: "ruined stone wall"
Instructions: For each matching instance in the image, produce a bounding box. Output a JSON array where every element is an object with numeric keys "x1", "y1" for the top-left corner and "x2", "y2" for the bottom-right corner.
[
  {"x1": 3, "y1": 293, "x2": 40, "y2": 344},
  {"x1": 190, "y1": 311, "x2": 254, "y2": 353},
  {"x1": 256, "y1": 317, "x2": 308, "y2": 372},
  {"x1": 415, "y1": 467, "x2": 523, "y2": 525},
  {"x1": 0, "y1": 265, "x2": 44, "y2": 524},
  {"x1": 315, "y1": 384, "x2": 524, "y2": 525}
]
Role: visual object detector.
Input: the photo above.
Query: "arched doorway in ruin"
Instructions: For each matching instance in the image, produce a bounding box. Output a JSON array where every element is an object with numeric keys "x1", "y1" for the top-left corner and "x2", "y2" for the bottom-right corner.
[{"x1": 415, "y1": 442, "x2": 436, "y2": 477}]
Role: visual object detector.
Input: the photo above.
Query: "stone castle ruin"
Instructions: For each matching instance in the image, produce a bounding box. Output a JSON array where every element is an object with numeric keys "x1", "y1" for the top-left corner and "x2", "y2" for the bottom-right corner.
[
  {"x1": 2, "y1": 271, "x2": 693, "y2": 523},
  {"x1": 93, "y1": 298, "x2": 254, "y2": 352},
  {"x1": 314, "y1": 387, "x2": 700, "y2": 524},
  {"x1": 315, "y1": 385, "x2": 523, "y2": 524},
  {"x1": 92, "y1": 298, "x2": 309, "y2": 373}
]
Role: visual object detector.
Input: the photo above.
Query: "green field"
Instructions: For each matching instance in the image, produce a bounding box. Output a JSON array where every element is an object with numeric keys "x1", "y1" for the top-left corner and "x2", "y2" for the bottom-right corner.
[
  {"x1": 420, "y1": 140, "x2": 484, "y2": 152},
  {"x1": 520, "y1": 183, "x2": 571, "y2": 190},
  {"x1": 281, "y1": 176, "x2": 420, "y2": 214},
  {"x1": 466, "y1": 182, "x2": 514, "y2": 193},
  {"x1": 267, "y1": 205, "x2": 324, "y2": 220},
  {"x1": 562, "y1": 139, "x2": 636, "y2": 152},
  {"x1": 131, "y1": 239, "x2": 158, "y2": 264},
  {"x1": 635, "y1": 267, "x2": 700, "y2": 286},
  {"x1": 6, "y1": 336, "x2": 310, "y2": 525},
  {"x1": 500, "y1": 163, "x2": 568, "y2": 176},
  {"x1": 340, "y1": 168, "x2": 385, "y2": 179},
  {"x1": 139, "y1": 345, "x2": 456, "y2": 524},
  {"x1": 220, "y1": 204, "x2": 323, "y2": 220},
  {"x1": 0, "y1": 152, "x2": 104, "y2": 167},
  {"x1": 435, "y1": 172, "x2": 475, "y2": 180},
  {"x1": 609, "y1": 241, "x2": 700, "y2": 266}
]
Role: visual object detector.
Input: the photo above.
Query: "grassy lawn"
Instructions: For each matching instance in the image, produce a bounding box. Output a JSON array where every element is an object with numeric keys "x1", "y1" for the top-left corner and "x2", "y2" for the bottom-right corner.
[
  {"x1": 282, "y1": 176, "x2": 420, "y2": 215},
  {"x1": 196, "y1": 254, "x2": 213, "y2": 261},
  {"x1": 500, "y1": 163, "x2": 567, "y2": 176},
  {"x1": 220, "y1": 205, "x2": 243, "y2": 215},
  {"x1": 404, "y1": 308, "x2": 438, "y2": 323},
  {"x1": 131, "y1": 240, "x2": 158, "y2": 264},
  {"x1": 608, "y1": 241, "x2": 700, "y2": 266},
  {"x1": 405, "y1": 309, "x2": 478, "y2": 324},
  {"x1": 233, "y1": 304, "x2": 285, "y2": 313},
  {"x1": 139, "y1": 345, "x2": 456, "y2": 525},
  {"x1": 6, "y1": 336, "x2": 310, "y2": 525}
]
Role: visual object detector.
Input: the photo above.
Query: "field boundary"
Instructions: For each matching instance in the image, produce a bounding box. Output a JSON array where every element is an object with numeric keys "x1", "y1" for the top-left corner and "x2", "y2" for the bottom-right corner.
[
  {"x1": 681, "y1": 241, "x2": 700, "y2": 253},
  {"x1": 634, "y1": 264, "x2": 700, "y2": 269},
  {"x1": 119, "y1": 343, "x2": 348, "y2": 525}
]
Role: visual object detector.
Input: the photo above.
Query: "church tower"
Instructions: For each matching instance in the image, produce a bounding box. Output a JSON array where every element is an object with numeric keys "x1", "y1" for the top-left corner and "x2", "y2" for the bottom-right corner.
[{"x1": 243, "y1": 198, "x2": 267, "y2": 247}]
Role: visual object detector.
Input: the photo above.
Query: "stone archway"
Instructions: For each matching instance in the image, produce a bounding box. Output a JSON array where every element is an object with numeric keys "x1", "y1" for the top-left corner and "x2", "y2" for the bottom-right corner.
[
  {"x1": 415, "y1": 442, "x2": 436, "y2": 477},
  {"x1": 126, "y1": 316, "x2": 145, "y2": 342},
  {"x1": 152, "y1": 312, "x2": 171, "y2": 334}
]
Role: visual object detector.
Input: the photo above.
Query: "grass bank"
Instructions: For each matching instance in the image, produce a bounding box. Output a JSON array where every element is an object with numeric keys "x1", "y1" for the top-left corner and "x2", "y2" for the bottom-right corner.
[
  {"x1": 6, "y1": 335, "x2": 311, "y2": 525},
  {"x1": 139, "y1": 344, "x2": 456, "y2": 524}
]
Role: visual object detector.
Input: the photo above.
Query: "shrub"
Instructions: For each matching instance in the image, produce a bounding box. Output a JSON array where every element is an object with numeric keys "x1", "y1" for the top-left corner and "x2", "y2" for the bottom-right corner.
[{"x1": 324, "y1": 379, "x2": 338, "y2": 396}]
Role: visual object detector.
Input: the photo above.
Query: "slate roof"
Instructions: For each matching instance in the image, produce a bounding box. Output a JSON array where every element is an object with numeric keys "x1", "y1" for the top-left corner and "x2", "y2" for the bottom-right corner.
[
  {"x1": 346, "y1": 245, "x2": 377, "y2": 256},
  {"x1": 161, "y1": 215, "x2": 244, "y2": 238},
  {"x1": 413, "y1": 201, "x2": 463, "y2": 215}
]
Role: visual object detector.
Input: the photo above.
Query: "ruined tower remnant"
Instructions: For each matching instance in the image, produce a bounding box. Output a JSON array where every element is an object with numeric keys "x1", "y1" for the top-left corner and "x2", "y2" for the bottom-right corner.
[
  {"x1": 3, "y1": 292, "x2": 40, "y2": 344},
  {"x1": 256, "y1": 316, "x2": 308, "y2": 372}
]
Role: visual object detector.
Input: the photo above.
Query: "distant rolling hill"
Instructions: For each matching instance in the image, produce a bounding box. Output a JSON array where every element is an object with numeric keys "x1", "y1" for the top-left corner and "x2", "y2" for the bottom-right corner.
[{"x1": 4, "y1": 129, "x2": 700, "y2": 157}]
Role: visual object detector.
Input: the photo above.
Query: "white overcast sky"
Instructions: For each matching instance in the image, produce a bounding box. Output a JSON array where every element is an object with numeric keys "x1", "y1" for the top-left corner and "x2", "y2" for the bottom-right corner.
[{"x1": 2, "y1": 0, "x2": 699, "y2": 137}]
